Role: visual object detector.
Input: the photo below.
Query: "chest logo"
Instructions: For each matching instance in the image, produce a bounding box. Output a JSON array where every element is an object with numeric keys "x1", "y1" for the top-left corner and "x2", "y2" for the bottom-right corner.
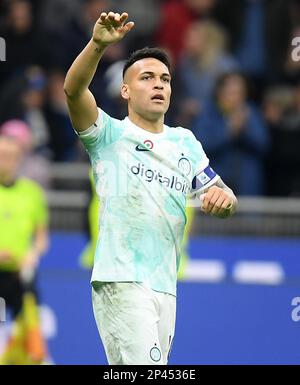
[
  {"x1": 178, "y1": 154, "x2": 191, "y2": 176},
  {"x1": 135, "y1": 139, "x2": 154, "y2": 152}
]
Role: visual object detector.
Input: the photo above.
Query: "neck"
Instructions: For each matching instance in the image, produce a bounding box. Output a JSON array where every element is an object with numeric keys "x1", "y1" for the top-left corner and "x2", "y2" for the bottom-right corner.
[
  {"x1": 128, "y1": 110, "x2": 164, "y2": 134},
  {"x1": 0, "y1": 173, "x2": 15, "y2": 186}
]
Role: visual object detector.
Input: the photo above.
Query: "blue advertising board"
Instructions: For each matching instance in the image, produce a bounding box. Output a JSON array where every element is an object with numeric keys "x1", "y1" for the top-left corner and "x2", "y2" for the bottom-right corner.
[{"x1": 33, "y1": 233, "x2": 300, "y2": 365}]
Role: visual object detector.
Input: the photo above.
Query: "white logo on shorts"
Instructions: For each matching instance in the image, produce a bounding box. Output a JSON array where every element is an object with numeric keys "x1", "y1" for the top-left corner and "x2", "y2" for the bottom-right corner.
[{"x1": 150, "y1": 345, "x2": 161, "y2": 362}]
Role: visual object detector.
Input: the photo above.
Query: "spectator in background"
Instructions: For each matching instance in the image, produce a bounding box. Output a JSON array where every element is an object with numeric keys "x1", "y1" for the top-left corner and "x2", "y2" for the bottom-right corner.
[
  {"x1": 192, "y1": 72, "x2": 269, "y2": 196},
  {"x1": 44, "y1": 70, "x2": 80, "y2": 162},
  {"x1": 0, "y1": 66, "x2": 50, "y2": 155},
  {"x1": 101, "y1": 60, "x2": 128, "y2": 118},
  {"x1": 264, "y1": 84, "x2": 300, "y2": 196},
  {"x1": 56, "y1": 0, "x2": 127, "y2": 105},
  {"x1": 0, "y1": 0, "x2": 50, "y2": 84},
  {"x1": 213, "y1": 0, "x2": 297, "y2": 93},
  {"x1": 55, "y1": 0, "x2": 111, "y2": 71},
  {"x1": 174, "y1": 20, "x2": 238, "y2": 127},
  {"x1": 21, "y1": 67, "x2": 50, "y2": 157},
  {"x1": 112, "y1": 0, "x2": 160, "y2": 53},
  {"x1": 0, "y1": 119, "x2": 51, "y2": 189},
  {"x1": 38, "y1": 0, "x2": 81, "y2": 35},
  {"x1": 156, "y1": 0, "x2": 217, "y2": 63}
]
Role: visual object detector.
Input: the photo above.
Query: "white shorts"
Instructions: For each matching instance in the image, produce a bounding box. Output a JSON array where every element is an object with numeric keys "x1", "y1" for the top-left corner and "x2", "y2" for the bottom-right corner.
[{"x1": 92, "y1": 282, "x2": 176, "y2": 365}]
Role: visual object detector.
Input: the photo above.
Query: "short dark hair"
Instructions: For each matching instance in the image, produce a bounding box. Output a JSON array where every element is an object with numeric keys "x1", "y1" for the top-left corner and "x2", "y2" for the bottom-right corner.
[
  {"x1": 123, "y1": 47, "x2": 171, "y2": 78},
  {"x1": 214, "y1": 71, "x2": 250, "y2": 101}
]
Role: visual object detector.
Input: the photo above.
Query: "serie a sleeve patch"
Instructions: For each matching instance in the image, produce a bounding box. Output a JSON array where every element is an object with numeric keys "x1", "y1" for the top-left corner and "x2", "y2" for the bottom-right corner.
[{"x1": 191, "y1": 165, "x2": 219, "y2": 193}]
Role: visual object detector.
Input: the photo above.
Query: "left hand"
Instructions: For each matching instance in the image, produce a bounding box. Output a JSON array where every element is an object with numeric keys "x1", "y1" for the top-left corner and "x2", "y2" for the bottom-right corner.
[
  {"x1": 200, "y1": 186, "x2": 236, "y2": 218},
  {"x1": 22, "y1": 249, "x2": 39, "y2": 270}
]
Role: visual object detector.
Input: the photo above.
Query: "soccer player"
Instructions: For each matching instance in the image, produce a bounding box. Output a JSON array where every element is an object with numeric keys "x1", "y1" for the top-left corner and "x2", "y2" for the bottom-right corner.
[{"x1": 64, "y1": 12, "x2": 237, "y2": 365}]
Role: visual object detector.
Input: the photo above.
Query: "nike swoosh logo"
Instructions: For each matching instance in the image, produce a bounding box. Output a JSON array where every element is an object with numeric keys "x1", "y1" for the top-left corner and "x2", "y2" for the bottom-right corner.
[{"x1": 135, "y1": 145, "x2": 150, "y2": 152}]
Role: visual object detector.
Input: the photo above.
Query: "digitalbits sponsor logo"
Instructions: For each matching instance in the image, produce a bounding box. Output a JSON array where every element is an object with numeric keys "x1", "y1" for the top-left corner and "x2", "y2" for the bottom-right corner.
[
  {"x1": 291, "y1": 297, "x2": 300, "y2": 322},
  {"x1": 130, "y1": 162, "x2": 190, "y2": 194}
]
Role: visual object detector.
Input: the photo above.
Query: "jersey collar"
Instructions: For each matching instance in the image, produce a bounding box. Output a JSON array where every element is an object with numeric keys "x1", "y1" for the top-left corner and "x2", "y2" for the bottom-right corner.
[{"x1": 124, "y1": 116, "x2": 167, "y2": 139}]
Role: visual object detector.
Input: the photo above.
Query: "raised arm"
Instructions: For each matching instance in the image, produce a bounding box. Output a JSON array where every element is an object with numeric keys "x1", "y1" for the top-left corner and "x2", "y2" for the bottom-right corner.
[
  {"x1": 21, "y1": 224, "x2": 49, "y2": 271},
  {"x1": 63, "y1": 12, "x2": 134, "y2": 132}
]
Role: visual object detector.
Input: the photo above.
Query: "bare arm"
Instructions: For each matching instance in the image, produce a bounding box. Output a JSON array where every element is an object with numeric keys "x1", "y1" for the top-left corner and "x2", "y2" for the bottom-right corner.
[
  {"x1": 64, "y1": 12, "x2": 134, "y2": 132},
  {"x1": 200, "y1": 178, "x2": 238, "y2": 218},
  {"x1": 22, "y1": 224, "x2": 49, "y2": 270}
]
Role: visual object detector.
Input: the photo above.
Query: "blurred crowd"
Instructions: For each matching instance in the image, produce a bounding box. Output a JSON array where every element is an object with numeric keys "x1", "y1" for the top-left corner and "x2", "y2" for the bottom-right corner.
[{"x1": 0, "y1": 0, "x2": 300, "y2": 196}]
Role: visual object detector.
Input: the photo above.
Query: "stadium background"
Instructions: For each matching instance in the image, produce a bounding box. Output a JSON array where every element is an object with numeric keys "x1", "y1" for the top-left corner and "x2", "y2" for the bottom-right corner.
[{"x1": 1, "y1": 0, "x2": 300, "y2": 364}]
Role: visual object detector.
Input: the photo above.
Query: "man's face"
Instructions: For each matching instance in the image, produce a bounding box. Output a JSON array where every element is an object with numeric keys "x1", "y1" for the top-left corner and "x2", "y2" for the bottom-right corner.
[
  {"x1": 0, "y1": 137, "x2": 23, "y2": 181},
  {"x1": 218, "y1": 75, "x2": 246, "y2": 110},
  {"x1": 122, "y1": 58, "x2": 171, "y2": 120}
]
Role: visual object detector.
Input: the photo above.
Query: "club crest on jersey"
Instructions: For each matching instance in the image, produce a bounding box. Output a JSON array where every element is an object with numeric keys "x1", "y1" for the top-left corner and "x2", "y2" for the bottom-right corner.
[
  {"x1": 150, "y1": 345, "x2": 161, "y2": 362},
  {"x1": 178, "y1": 154, "x2": 191, "y2": 176}
]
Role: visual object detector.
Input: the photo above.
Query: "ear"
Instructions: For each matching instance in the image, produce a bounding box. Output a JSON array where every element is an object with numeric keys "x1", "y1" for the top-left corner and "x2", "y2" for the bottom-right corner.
[{"x1": 121, "y1": 84, "x2": 129, "y2": 100}]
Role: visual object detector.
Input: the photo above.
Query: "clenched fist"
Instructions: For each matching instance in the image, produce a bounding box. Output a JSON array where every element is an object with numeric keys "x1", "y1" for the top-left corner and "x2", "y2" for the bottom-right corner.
[
  {"x1": 200, "y1": 186, "x2": 237, "y2": 218},
  {"x1": 93, "y1": 12, "x2": 134, "y2": 47}
]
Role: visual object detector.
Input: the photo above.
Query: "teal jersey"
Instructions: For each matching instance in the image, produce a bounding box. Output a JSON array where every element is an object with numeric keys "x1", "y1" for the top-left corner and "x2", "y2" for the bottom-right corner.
[{"x1": 78, "y1": 108, "x2": 219, "y2": 296}]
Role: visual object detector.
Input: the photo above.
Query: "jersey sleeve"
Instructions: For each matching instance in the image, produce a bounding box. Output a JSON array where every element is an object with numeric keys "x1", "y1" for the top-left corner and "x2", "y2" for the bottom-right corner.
[
  {"x1": 188, "y1": 131, "x2": 220, "y2": 195},
  {"x1": 76, "y1": 107, "x2": 124, "y2": 155}
]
